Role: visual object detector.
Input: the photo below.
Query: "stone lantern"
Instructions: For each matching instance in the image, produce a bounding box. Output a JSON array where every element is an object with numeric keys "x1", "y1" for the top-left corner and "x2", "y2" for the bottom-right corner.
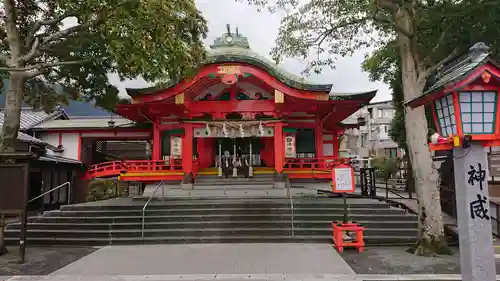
[{"x1": 406, "y1": 42, "x2": 500, "y2": 281}]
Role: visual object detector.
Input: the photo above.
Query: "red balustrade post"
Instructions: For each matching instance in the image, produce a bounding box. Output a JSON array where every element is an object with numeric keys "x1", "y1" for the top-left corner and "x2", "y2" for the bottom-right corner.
[
  {"x1": 274, "y1": 122, "x2": 284, "y2": 173},
  {"x1": 315, "y1": 122, "x2": 323, "y2": 159},
  {"x1": 182, "y1": 124, "x2": 194, "y2": 178},
  {"x1": 333, "y1": 131, "x2": 339, "y2": 159},
  {"x1": 152, "y1": 124, "x2": 161, "y2": 171}
]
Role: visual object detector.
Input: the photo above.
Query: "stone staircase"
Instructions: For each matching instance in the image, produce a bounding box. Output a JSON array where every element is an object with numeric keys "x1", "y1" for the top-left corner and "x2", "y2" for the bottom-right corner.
[
  {"x1": 5, "y1": 197, "x2": 419, "y2": 246},
  {"x1": 194, "y1": 174, "x2": 276, "y2": 189},
  {"x1": 143, "y1": 174, "x2": 290, "y2": 198}
]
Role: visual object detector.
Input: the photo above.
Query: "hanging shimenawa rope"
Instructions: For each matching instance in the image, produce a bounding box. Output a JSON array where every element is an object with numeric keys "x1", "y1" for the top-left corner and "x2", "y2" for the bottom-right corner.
[
  {"x1": 258, "y1": 121, "x2": 264, "y2": 136},
  {"x1": 223, "y1": 123, "x2": 229, "y2": 138},
  {"x1": 205, "y1": 123, "x2": 211, "y2": 136}
]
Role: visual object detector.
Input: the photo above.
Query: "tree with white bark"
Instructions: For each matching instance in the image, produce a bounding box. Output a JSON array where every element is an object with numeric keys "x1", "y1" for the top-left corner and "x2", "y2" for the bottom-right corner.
[
  {"x1": 243, "y1": 0, "x2": 500, "y2": 255},
  {"x1": 0, "y1": 0, "x2": 207, "y2": 256}
]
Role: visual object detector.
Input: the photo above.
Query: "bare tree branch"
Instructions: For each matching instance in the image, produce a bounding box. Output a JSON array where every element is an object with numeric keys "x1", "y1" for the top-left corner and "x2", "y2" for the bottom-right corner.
[
  {"x1": 376, "y1": 0, "x2": 399, "y2": 13},
  {"x1": 20, "y1": 38, "x2": 40, "y2": 63},
  {"x1": 310, "y1": 17, "x2": 370, "y2": 48},
  {"x1": 373, "y1": 14, "x2": 413, "y2": 37},
  {"x1": 25, "y1": 12, "x2": 79, "y2": 48},
  {"x1": 4, "y1": 0, "x2": 23, "y2": 63},
  {"x1": 0, "y1": 59, "x2": 89, "y2": 72},
  {"x1": 417, "y1": 47, "x2": 460, "y2": 86},
  {"x1": 42, "y1": 22, "x2": 94, "y2": 45},
  {"x1": 41, "y1": 0, "x2": 135, "y2": 45},
  {"x1": 422, "y1": 24, "x2": 451, "y2": 66}
]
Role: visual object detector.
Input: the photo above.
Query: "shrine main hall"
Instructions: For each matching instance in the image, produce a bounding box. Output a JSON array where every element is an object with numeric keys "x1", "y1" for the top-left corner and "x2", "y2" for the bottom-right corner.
[{"x1": 82, "y1": 26, "x2": 376, "y2": 185}]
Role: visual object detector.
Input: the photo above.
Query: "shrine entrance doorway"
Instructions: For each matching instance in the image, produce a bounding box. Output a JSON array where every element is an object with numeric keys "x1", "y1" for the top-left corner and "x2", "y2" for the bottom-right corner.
[
  {"x1": 216, "y1": 137, "x2": 265, "y2": 167},
  {"x1": 212, "y1": 136, "x2": 272, "y2": 178}
]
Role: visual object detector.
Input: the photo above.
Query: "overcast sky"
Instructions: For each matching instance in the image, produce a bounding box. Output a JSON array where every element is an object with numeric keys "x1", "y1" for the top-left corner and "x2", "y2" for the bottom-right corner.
[{"x1": 108, "y1": 0, "x2": 391, "y2": 102}]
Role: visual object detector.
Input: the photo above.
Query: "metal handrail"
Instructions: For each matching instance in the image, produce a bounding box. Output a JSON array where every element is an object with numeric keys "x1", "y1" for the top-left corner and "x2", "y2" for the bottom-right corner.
[
  {"x1": 28, "y1": 182, "x2": 71, "y2": 204},
  {"x1": 141, "y1": 180, "x2": 165, "y2": 240},
  {"x1": 286, "y1": 179, "x2": 294, "y2": 237}
]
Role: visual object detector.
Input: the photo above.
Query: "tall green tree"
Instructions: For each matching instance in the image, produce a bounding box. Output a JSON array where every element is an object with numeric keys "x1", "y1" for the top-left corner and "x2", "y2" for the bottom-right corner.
[
  {"x1": 0, "y1": 0, "x2": 207, "y2": 152},
  {"x1": 245, "y1": 0, "x2": 500, "y2": 255},
  {"x1": 0, "y1": 0, "x2": 207, "y2": 255}
]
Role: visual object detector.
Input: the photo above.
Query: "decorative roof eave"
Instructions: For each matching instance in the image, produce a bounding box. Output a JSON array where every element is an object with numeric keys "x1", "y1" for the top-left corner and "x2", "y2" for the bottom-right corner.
[
  {"x1": 406, "y1": 43, "x2": 500, "y2": 108},
  {"x1": 406, "y1": 59, "x2": 500, "y2": 108},
  {"x1": 328, "y1": 90, "x2": 377, "y2": 103},
  {"x1": 202, "y1": 53, "x2": 332, "y2": 92},
  {"x1": 126, "y1": 51, "x2": 333, "y2": 98},
  {"x1": 38, "y1": 154, "x2": 82, "y2": 165}
]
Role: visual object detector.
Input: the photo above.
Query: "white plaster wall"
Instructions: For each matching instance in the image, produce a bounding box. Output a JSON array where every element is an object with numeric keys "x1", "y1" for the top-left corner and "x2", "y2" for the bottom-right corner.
[
  {"x1": 38, "y1": 132, "x2": 80, "y2": 160},
  {"x1": 39, "y1": 133, "x2": 59, "y2": 149}
]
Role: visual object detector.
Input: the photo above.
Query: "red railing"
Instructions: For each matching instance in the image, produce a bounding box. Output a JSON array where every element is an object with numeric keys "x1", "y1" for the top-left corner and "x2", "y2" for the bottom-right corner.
[
  {"x1": 86, "y1": 159, "x2": 184, "y2": 179},
  {"x1": 192, "y1": 158, "x2": 200, "y2": 178},
  {"x1": 283, "y1": 156, "x2": 349, "y2": 170}
]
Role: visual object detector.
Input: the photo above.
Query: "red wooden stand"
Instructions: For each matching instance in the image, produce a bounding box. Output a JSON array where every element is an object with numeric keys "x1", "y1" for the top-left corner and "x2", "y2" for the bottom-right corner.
[{"x1": 331, "y1": 222, "x2": 365, "y2": 253}]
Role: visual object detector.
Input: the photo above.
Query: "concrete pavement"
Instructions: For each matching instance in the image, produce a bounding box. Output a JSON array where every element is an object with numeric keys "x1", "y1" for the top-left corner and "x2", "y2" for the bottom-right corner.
[
  {"x1": 4, "y1": 273, "x2": 500, "y2": 280},
  {"x1": 2, "y1": 244, "x2": 500, "y2": 281},
  {"x1": 52, "y1": 244, "x2": 355, "y2": 276}
]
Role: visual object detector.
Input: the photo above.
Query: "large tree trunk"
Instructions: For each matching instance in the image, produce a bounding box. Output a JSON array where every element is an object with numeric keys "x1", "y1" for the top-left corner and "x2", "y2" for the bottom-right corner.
[
  {"x1": 0, "y1": 214, "x2": 6, "y2": 255},
  {"x1": 397, "y1": 9, "x2": 449, "y2": 256},
  {"x1": 0, "y1": 73, "x2": 25, "y2": 153},
  {"x1": 0, "y1": 73, "x2": 25, "y2": 255}
]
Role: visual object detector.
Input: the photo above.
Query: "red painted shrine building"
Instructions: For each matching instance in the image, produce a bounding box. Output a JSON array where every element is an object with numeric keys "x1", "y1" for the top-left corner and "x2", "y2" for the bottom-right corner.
[{"x1": 83, "y1": 27, "x2": 376, "y2": 183}]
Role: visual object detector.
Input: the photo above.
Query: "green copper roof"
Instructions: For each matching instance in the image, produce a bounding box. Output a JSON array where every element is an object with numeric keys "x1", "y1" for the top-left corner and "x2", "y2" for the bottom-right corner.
[
  {"x1": 127, "y1": 26, "x2": 378, "y2": 99},
  {"x1": 204, "y1": 46, "x2": 332, "y2": 92},
  {"x1": 210, "y1": 24, "x2": 250, "y2": 50}
]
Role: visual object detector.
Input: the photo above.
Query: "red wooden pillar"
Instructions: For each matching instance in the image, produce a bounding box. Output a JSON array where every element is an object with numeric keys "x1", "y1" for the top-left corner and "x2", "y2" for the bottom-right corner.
[
  {"x1": 332, "y1": 131, "x2": 339, "y2": 158},
  {"x1": 274, "y1": 122, "x2": 284, "y2": 173},
  {"x1": 315, "y1": 122, "x2": 323, "y2": 158},
  {"x1": 152, "y1": 124, "x2": 161, "y2": 161},
  {"x1": 182, "y1": 124, "x2": 193, "y2": 174}
]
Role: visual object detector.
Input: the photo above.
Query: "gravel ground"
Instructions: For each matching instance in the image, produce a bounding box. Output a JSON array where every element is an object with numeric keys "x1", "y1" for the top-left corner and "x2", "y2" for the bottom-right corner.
[
  {"x1": 0, "y1": 246, "x2": 97, "y2": 275},
  {"x1": 341, "y1": 246, "x2": 500, "y2": 275}
]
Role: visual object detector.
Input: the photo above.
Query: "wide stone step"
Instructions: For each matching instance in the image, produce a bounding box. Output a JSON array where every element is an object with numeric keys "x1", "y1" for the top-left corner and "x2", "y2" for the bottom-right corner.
[
  {"x1": 193, "y1": 184, "x2": 275, "y2": 189},
  {"x1": 42, "y1": 207, "x2": 406, "y2": 217},
  {"x1": 4, "y1": 235, "x2": 417, "y2": 246},
  {"x1": 24, "y1": 213, "x2": 417, "y2": 224},
  {"x1": 7, "y1": 220, "x2": 418, "y2": 230},
  {"x1": 5, "y1": 227, "x2": 417, "y2": 239},
  {"x1": 150, "y1": 189, "x2": 296, "y2": 198},
  {"x1": 6, "y1": 196, "x2": 419, "y2": 247},
  {"x1": 195, "y1": 177, "x2": 275, "y2": 184},
  {"x1": 63, "y1": 199, "x2": 393, "y2": 211}
]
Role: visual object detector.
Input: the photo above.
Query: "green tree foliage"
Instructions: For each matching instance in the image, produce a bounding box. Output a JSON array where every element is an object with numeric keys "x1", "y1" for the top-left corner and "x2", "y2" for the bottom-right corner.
[
  {"x1": 372, "y1": 156, "x2": 399, "y2": 182},
  {"x1": 0, "y1": 0, "x2": 208, "y2": 153},
  {"x1": 245, "y1": 0, "x2": 500, "y2": 74},
  {"x1": 243, "y1": 0, "x2": 500, "y2": 256},
  {"x1": 0, "y1": 0, "x2": 207, "y2": 255},
  {"x1": 87, "y1": 179, "x2": 125, "y2": 202}
]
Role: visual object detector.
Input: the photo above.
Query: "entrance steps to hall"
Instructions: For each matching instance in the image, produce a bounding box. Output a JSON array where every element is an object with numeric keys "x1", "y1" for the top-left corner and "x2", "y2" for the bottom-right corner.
[
  {"x1": 142, "y1": 174, "x2": 285, "y2": 198},
  {"x1": 142, "y1": 185, "x2": 315, "y2": 199},
  {"x1": 194, "y1": 174, "x2": 276, "y2": 189},
  {"x1": 4, "y1": 197, "x2": 420, "y2": 246}
]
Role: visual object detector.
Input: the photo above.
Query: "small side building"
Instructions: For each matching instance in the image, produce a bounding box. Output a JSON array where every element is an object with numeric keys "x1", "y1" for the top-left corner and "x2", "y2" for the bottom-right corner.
[{"x1": 0, "y1": 107, "x2": 83, "y2": 212}]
